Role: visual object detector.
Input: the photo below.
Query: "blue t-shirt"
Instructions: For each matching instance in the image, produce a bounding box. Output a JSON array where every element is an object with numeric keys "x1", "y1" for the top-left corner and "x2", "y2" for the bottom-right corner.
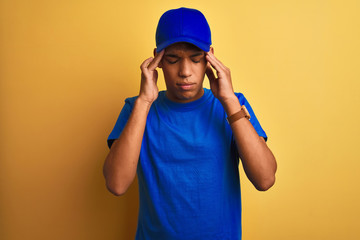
[{"x1": 108, "y1": 88, "x2": 267, "y2": 240}]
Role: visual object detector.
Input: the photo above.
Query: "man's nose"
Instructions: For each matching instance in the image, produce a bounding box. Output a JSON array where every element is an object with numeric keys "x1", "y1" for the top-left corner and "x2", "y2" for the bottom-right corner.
[{"x1": 178, "y1": 59, "x2": 192, "y2": 78}]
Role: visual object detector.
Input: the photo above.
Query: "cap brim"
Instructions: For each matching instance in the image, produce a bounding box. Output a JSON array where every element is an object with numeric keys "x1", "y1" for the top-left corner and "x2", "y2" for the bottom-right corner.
[{"x1": 156, "y1": 37, "x2": 210, "y2": 52}]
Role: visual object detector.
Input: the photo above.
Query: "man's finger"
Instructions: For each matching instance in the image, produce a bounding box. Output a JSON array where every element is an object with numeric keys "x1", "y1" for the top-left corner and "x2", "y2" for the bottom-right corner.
[
  {"x1": 207, "y1": 51, "x2": 224, "y2": 65},
  {"x1": 206, "y1": 53, "x2": 222, "y2": 73},
  {"x1": 206, "y1": 52, "x2": 226, "y2": 72},
  {"x1": 206, "y1": 63, "x2": 217, "y2": 83},
  {"x1": 148, "y1": 50, "x2": 165, "y2": 71},
  {"x1": 141, "y1": 57, "x2": 154, "y2": 71}
]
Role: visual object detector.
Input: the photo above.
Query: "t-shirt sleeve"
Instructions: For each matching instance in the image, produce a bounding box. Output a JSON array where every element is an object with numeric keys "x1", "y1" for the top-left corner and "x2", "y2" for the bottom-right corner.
[
  {"x1": 107, "y1": 97, "x2": 136, "y2": 148},
  {"x1": 236, "y1": 93, "x2": 268, "y2": 142}
]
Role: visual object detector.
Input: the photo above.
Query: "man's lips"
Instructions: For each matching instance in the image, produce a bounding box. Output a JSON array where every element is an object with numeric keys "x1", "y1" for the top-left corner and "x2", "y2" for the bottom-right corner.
[{"x1": 177, "y1": 83, "x2": 195, "y2": 90}]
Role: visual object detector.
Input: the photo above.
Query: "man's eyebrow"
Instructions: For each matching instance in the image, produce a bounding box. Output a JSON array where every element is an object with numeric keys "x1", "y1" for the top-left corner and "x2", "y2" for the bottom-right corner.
[
  {"x1": 190, "y1": 52, "x2": 204, "y2": 57},
  {"x1": 164, "y1": 54, "x2": 180, "y2": 58},
  {"x1": 164, "y1": 52, "x2": 204, "y2": 58}
]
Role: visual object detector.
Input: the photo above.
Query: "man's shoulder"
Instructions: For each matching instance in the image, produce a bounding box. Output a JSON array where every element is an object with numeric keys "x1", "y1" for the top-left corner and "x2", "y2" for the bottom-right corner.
[
  {"x1": 233, "y1": 91, "x2": 245, "y2": 99},
  {"x1": 233, "y1": 91, "x2": 247, "y2": 105},
  {"x1": 203, "y1": 88, "x2": 245, "y2": 97},
  {"x1": 122, "y1": 91, "x2": 167, "y2": 110},
  {"x1": 124, "y1": 95, "x2": 138, "y2": 104},
  {"x1": 122, "y1": 90, "x2": 246, "y2": 108},
  {"x1": 203, "y1": 88, "x2": 246, "y2": 103}
]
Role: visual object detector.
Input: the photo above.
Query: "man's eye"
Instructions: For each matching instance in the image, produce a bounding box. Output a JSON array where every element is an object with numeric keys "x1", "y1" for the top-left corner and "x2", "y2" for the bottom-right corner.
[
  {"x1": 192, "y1": 58, "x2": 202, "y2": 63},
  {"x1": 166, "y1": 59, "x2": 178, "y2": 64}
]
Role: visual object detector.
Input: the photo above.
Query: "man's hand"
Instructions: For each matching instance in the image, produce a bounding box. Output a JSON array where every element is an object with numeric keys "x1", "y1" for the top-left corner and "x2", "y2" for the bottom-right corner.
[
  {"x1": 138, "y1": 50, "x2": 165, "y2": 105},
  {"x1": 205, "y1": 51, "x2": 237, "y2": 104}
]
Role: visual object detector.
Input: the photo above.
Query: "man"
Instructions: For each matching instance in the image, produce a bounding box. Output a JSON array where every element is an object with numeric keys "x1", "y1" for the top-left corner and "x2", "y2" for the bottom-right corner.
[{"x1": 103, "y1": 7, "x2": 277, "y2": 240}]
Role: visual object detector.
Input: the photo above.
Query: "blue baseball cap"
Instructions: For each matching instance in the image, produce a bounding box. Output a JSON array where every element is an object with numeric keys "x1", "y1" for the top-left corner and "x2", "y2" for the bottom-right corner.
[{"x1": 155, "y1": 7, "x2": 212, "y2": 53}]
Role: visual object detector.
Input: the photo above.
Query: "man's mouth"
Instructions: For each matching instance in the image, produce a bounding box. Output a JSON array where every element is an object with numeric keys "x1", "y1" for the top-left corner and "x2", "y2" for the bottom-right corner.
[{"x1": 177, "y1": 83, "x2": 195, "y2": 90}]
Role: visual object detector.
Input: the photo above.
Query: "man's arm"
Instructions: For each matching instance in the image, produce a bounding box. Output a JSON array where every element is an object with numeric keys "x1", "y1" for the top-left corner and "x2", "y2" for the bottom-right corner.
[
  {"x1": 103, "y1": 50, "x2": 164, "y2": 196},
  {"x1": 221, "y1": 96, "x2": 277, "y2": 191},
  {"x1": 206, "y1": 50, "x2": 277, "y2": 191}
]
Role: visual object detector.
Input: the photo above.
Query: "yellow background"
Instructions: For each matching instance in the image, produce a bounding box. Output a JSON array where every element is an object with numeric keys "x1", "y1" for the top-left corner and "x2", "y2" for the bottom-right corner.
[{"x1": 1, "y1": 0, "x2": 359, "y2": 239}]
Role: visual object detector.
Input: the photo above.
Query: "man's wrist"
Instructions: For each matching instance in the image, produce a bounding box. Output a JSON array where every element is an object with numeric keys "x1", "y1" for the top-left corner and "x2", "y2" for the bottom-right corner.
[
  {"x1": 135, "y1": 96, "x2": 154, "y2": 113},
  {"x1": 220, "y1": 94, "x2": 241, "y2": 116}
]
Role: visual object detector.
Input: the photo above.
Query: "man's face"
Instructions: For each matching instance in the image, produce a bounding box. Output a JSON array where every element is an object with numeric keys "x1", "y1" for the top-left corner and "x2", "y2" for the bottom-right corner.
[{"x1": 159, "y1": 42, "x2": 207, "y2": 103}]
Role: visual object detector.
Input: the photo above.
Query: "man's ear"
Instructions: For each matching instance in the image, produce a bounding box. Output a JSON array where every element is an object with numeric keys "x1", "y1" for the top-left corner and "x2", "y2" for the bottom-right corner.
[
  {"x1": 209, "y1": 46, "x2": 214, "y2": 54},
  {"x1": 153, "y1": 48, "x2": 163, "y2": 68}
]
